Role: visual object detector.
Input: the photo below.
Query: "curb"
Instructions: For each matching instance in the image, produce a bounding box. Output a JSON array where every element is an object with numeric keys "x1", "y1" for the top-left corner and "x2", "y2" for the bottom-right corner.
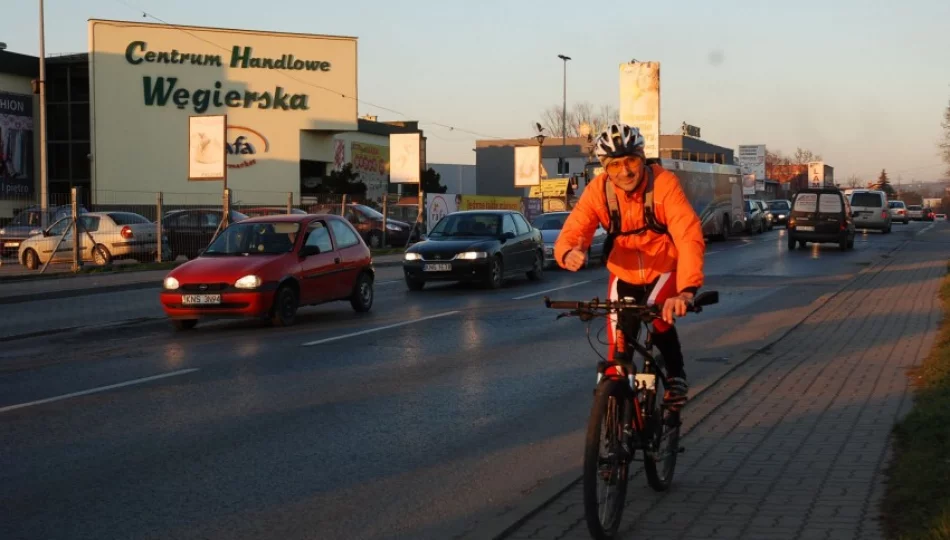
[{"x1": 472, "y1": 237, "x2": 913, "y2": 540}]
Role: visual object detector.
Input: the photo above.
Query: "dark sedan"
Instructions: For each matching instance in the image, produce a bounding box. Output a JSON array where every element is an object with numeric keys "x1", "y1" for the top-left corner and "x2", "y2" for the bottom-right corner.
[{"x1": 402, "y1": 210, "x2": 543, "y2": 290}]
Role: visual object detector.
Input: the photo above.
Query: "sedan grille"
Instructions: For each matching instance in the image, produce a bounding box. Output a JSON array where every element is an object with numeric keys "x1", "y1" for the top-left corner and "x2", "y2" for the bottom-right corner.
[{"x1": 181, "y1": 283, "x2": 229, "y2": 292}]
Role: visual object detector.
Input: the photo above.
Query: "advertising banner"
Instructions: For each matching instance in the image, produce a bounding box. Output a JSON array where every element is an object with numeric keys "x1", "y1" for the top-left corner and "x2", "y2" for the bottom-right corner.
[
  {"x1": 389, "y1": 133, "x2": 420, "y2": 183},
  {"x1": 351, "y1": 142, "x2": 389, "y2": 201},
  {"x1": 426, "y1": 193, "x2": 459, "y2": 233},
  {"x1": 188, "y1": 114, "x2": 227, "y2": 180},
  {"x1": 0, "y1": 91, "x2": 34, "y2": 197},
  {"x1": 755, "y1": 179, "x2": 766, "y2": 192},
  {"x1": 529, "y1": 178, "x2": 570, "y2": 198},
  {"x1": 737, "y1": 144, "x2": 766, "y2": 180},
  {"x1": 742, "y1": 174, "x2": 756, "y2": 195},
  {"x1": 514, "y1": 145, "x2": 541, "y2": 187},
  {"x1": 333, "y1": 139, "x2": 345, "y2": 171},
  {"x1": 808, "y1": 161, "x2": 824, "y2": 188},
  {"x1": 619, "y1": 61, "x2": 660, "y2": 159},
  {"x1": 522, "y1": 197, "x2": 542, "y2": 224},
  {"x1": 460, "y1": 195, "x2": 522, "y2": 211}
]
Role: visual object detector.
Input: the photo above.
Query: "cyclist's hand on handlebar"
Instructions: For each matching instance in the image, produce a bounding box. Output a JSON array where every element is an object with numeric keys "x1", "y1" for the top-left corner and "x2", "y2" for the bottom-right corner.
[
  {"x1": 662, "y1": 292, "x2": 694, "y2": 324},
  {"x1": 562, "y1": 240, "x2": 587, "y2": 272}
]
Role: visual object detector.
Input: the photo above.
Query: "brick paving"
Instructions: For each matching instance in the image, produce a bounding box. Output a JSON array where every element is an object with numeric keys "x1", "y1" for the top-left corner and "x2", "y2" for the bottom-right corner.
[{"x1": 500, "y1": 240, "x2": 945, "y2": 540}]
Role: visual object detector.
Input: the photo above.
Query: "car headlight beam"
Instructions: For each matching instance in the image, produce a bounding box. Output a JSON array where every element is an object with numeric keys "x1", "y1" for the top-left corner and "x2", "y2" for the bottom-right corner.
[
  {"x1": 404, "y1": 252, "x2": 422, "y2": 261},
  {"x1": 163, "y1": 276, "x2": 180, "y2": 290},
  {"x1": 235, "y1": 275, "x2": 263, "y2": 290},
  {"x1": 456, "y1": 251, "x2": 488, "y2": 260}
]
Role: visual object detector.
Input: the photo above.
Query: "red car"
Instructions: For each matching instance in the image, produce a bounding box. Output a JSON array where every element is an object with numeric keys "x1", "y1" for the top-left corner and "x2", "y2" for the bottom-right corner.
[{"x1": 160, "y1": 214, "x2": 375, "y2": 330}]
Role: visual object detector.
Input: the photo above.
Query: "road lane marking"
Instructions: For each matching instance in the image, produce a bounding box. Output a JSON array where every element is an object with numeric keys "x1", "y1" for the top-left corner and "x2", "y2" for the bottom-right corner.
[
  {"x1": 301, "y1": 311, "x2": 460, "y2": 346},
  {"x1": 0, "y1": 368, "x2": 200, "y2": 414},
  {"x1": 916, "y1": 223, "x2": 936, "y2": 236},
  {"x1": 512, "y1": 280, "x2": 593, "y2": 300}
]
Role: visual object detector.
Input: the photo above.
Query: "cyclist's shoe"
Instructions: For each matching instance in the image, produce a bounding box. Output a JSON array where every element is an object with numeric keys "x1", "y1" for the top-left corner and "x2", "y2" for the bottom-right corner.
[{"x1": 664, "y1": 376, "x2": 689, "y2": 412}]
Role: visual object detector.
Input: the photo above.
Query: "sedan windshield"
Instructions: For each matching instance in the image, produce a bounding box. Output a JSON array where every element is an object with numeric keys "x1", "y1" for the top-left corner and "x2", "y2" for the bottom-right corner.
[
  {"x1": 354, "y1": 204, "x2": 385, "y2": 220},
  {"x1": 429, "y1": 213, "x2": 501, "y2": 237},
  {"x1": 204, "y1": 222, "x2": 301, "y2": 255},
  {"x1": 531, "y1": 214, "x2": 568, "y2": 230},
  {"x1": 769, "y1": 201, "x2": 790, "y2": 211}
]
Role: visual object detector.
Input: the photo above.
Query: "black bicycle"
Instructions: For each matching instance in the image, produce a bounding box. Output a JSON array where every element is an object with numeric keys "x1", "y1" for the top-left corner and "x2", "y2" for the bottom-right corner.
[{"x1": 544, "y1": 290, "x2": 718, "y2": 540}]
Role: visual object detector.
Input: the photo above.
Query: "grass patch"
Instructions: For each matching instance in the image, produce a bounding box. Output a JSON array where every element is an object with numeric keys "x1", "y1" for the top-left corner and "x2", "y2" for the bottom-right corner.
[{"x1": 882, "y1": 266, "x2": 950, "y2": 540}]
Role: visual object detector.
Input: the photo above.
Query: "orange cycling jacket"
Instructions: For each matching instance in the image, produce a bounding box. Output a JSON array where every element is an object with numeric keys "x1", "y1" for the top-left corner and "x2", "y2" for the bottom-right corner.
[{"x1": 554, "y1": 163, "x2": 706, "y2": 295}]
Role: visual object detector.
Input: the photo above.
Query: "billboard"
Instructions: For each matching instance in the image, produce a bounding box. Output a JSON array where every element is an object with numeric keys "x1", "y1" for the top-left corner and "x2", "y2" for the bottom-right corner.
[
  {"x1": 389, "y1": 133, "x2": 420, "y2": 183},
  {"x1": 737, "y1": 144, "x2": 766, "y2": 180},
  {"x1": 619, "y1": 61, "x2": 660, "y2": 159},
  {"x1": 808, "y1": 162, "x2": 824, "y2": 188},
  {"x1": 426, "y1": 193, "x2": 459, "y2": 233},
  {"x1": 514, "y1": 146, "x2": 541, "y2": 187},
  {"x1": 188, "y1": 114, "x2": 227, "y2": 180},
  {"x1": 0, "y1": 91, "x2": 34, "y2": 197},
  {"x1": 742, "y1": 174, "x2": 756, "y2": 196},
  {"x1": 460, "y1": 195, "x2": 521, "y2": 211}
]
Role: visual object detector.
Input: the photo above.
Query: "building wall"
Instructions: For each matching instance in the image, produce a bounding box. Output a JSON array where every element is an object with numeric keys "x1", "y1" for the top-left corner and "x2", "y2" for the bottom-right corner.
[
  {"x1": 430, "y1": 163, "x2": 476, "y2": 194},
  {"x1": 0, "y1": 72, "x2": 33, "y2": 95},
  {"x1": 88, "y1": 19, "x2": 358, "y2": 203}
]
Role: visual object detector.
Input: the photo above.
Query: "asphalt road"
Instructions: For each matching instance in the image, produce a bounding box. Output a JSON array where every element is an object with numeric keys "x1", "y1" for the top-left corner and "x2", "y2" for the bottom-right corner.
[{"x1": 0, "y1": 221, "x2": 935, "y2": 540}]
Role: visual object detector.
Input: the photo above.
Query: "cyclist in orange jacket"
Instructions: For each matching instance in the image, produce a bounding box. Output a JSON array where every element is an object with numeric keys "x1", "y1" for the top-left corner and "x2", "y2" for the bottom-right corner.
[{"x1": 554, "y1": 123, "x2": 706, "y2": 410}]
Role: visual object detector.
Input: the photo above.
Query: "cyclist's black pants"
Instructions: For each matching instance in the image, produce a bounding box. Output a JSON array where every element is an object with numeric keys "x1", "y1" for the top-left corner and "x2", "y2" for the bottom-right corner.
[{"x1": 607, "y1": 272, "x2": 686, "y2": 380}]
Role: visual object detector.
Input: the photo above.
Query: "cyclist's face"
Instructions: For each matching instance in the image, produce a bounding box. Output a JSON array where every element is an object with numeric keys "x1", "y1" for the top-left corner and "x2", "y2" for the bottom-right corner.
[{"x1": 605, "y1": 156, "x2": 644, "y2": 191}]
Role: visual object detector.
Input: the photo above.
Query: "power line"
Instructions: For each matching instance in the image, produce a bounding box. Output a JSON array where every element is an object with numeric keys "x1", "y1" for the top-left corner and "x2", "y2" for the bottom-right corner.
[{"x1": 110, "y1": 0, "x2": 509, "y2": 141}]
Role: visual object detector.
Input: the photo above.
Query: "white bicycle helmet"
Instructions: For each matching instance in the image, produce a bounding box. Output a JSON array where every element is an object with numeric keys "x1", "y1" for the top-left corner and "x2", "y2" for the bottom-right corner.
[{"x1": 593, "y1": 123, "x2": 646, "y2": 163}]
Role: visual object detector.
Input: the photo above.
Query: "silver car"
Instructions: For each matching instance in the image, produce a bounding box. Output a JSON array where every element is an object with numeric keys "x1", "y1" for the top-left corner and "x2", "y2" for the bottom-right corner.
[
  {"x1": 532, "y1": 212, "x2": 606, "y2": 269},
  {"x1": 888, "y1": 200, "x2": 909, "y2": 224},
  {"x1": 848, "y1": 190, "x2": 892, "y2": 233}
]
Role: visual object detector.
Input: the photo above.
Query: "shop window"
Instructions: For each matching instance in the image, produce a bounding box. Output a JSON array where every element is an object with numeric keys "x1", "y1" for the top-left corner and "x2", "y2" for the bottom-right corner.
[
  {"x1": 48, "y1": 143, "x2": 70, "y2": 181},
  {"x1": 70, "y1": 67, "x2": 90, "y2": 102}
]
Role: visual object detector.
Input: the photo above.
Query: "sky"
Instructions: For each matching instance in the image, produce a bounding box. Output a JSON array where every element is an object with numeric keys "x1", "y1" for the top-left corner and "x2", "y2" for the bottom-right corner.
[{"x1": 2, "y1": 0, "x2": 949, "y2": 182}]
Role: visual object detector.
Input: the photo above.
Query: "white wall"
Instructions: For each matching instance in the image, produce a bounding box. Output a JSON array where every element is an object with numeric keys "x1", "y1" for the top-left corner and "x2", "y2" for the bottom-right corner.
[{"x1": 430, "y1": 163, "x2": 476, "y2": 194}]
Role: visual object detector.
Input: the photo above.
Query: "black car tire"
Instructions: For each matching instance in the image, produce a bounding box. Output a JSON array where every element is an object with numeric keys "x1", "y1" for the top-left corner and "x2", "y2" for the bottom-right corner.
[
  {"x1": 527, "y1": 251, "x2": 544, "y2": 281},
  {"x1": 721, "y1": 216, "x2": 730, "y2": 241},
  {"x1": 485, "y1": 256, "x2": 504, "y2": 289},
  {"x1": 172, "y1": 319, "x2": 198, "y2": 331},
  {"x1": 883, "y1": 225, "x2": 891, "y2": 234},
  {"x1": 848, "y1": 236, "x2": 855, "y2": 249},
  {"x1": 839, "y1": 236, "x2": 848, "y2": 252},
  {"x1": 93, "y1": 244, "x2": 112, "y2": 267},
  {"x1": 23, "y1": 248, "x2": 39, "y2": 270},
  {"x1": 350, "y1": 272, "x2": 374, "y2": 312},
  {"x1": 406, "y1": 277, "x2": 425, "y2": 291},
  {"x1": 271, "y1": 284, "x2": 299, "y2": 327}
]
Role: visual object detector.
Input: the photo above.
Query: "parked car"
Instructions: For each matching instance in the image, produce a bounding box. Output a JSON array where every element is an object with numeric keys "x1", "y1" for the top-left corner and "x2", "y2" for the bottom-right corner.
[
  {"x1": 160, "y1": 214, "x2": 374, "y2": 330},
  {"x1": 307, "y1": 203, "x2": 413, "y2": 249},
  {"x1": 531, "y1": 211, "x2": 606, "y2": 269},
  {"x1": 767, "y1": 199, "x2": 793, "y2": 227},
  {"x1": 787, "y1": 187, "x2": 856, "y2": 251},
  {"x1": 888, "y1": 200, "x2": 909, "y2": 224},
  {"x1": 753, "y1": 199, "x2": 774, "y2": 230},
  {"x1": 848, "y1": 190, "x2": 891, "y2": 233},
  {"x1": 403, "y1": 210, "x2": 543, "y2": 290},
  {"x1": 162, "y1": 209, "x2": 249, "y2": 260},
  {"x1": 0, "y1": 204, "x2": 88, "y2": 258},
  {"x1": 743, "y1": 199, "x2": 766, "y2": 234},
  {"x1": 906, "y1": 204, "x2": 924, "y2": 221},
  {"x1": 936, "y1": 213, "x2": 947, "y2": 221},
  {"x1": 18, "y1": 211, "x2": 170, "y2": 270}
]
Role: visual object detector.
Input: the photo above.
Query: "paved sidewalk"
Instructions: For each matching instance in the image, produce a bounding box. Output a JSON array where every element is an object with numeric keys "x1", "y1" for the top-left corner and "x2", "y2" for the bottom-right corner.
[
  {"x1": 498, "y1": 240, "x2": 945, "y2": 540},
  {"x1": 0, "y1": 254, "x2": 404, "y2": 304}
]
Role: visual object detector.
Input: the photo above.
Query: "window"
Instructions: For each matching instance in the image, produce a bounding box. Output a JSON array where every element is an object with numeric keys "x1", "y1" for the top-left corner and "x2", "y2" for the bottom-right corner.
[
  {"x1": 503, "y1": 214, "x2": 518, "y2": 236},
  {"x1": 429, "y1": 213, "x2": 501, "y2": 237},
  {"x1": 850, "y1": 192, "x2": 883, "y2": 208},
  {"x1": 48, "y1": 217, "x2": 70, "y2": 236},
  {"x1": 532, "y1": 213, "x2": 567, "y2": 230},
  {"x1": 818, "y1": 194, "x2": 843, "y2": 214},
  {"x1": 513, "y1": 213, "x2": 531, "y2": 235},
  {"x1": 202, "y1": 212, "x2": 220, "y2": 228},
  {"x1": 304, "y1": 221, "x2": 333, "y2": 253},
  {"x1": 329, "y1": 219, "x2": 360, "y2": 249},
  {"x1": 794, "y1": 193, "x2": 818, "y2": 213},
  {"x1": 769, "y1": 201, "x2": 790, "y2": 211},
  {"x1": 171, "y1": 212, "x2": 198, "y2": 228},
  {"x1": 79, "y1": 216, "x2": 100, "y2": 233},
  {"x1": 889, "y1": 201, "x2": 905, "y2": 209},
  {"x1": 108, "y1": 212, "x2": 150, "y2": 225}
]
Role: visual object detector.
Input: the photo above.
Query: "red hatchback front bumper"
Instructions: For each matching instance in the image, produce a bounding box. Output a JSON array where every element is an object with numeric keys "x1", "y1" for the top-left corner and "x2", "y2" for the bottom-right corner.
[{"x1": 160, "y1": 290, "x2": 277, "y2": 320}]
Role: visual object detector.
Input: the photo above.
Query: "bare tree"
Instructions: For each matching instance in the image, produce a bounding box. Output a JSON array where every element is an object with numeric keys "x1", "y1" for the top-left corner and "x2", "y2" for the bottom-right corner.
[
  {"x1": 847, "y1": 175, "x2": 861, "y2": 188},
  {"x1": 792, "y1": 147, "x2": 823, "y2": 164},
  {"x1": 536, "y1": 101, "x2": 619, "y2": 139},
  {"x1": 941, "y1": 98, "x2": 950, "y2": 177}
]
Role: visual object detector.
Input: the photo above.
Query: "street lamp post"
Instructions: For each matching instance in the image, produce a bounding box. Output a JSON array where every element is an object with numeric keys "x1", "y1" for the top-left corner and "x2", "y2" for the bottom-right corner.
[
  {"x1": 535, "y1": 132, "x2": 546, "y2": 212},
  {"x1": 557, "y1": 54, "x2": 571, "y2": 177},
  {"x1": 38, "y1": 0, "x2": 49, "y2": 228}
]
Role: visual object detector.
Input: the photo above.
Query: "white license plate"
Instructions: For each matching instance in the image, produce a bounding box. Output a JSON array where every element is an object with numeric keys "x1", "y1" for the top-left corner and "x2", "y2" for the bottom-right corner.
[
  {"x1": 424, "y1": 263, "x2": 452, "y2": 272},
  {"x1": 182, "y1": 294, "x2": 221, "y2": 305},
  {"x1": 796, "y1": 226, "x2": 815, "y2": 232}
]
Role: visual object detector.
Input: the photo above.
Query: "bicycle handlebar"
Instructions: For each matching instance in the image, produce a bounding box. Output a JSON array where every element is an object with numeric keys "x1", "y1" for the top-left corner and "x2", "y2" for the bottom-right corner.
[{"x1": 544, "y1": 290, "x2": 719, "y2": 317}]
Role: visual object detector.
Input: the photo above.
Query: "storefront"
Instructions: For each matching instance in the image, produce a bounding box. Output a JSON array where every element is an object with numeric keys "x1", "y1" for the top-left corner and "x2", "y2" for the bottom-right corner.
[{"x1": 88, "y1": 19, "x2": 359, "y2": 204}]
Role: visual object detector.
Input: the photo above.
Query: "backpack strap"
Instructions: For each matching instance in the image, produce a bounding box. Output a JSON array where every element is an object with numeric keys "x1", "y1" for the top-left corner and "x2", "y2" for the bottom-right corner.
[
  {"x1": 605, "y1": 176, "x2": 622, "y2": 234},
  {"x1": 604, "y1": 164, "x2": 668, "y2": 237}
]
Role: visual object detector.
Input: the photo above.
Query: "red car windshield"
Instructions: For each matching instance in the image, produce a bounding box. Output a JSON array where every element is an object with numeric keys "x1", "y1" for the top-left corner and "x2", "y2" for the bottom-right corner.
[{"x1": 204, "y1": 222, "x2": 301, "y2": 255}]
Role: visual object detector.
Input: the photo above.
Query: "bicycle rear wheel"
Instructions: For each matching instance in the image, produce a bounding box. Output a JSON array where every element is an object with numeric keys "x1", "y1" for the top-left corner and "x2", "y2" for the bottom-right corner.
[
  {"x1": 643, "y1": 360, "x2": 681, "y2": 491},
  {"x1": 583, "y1": 378, "x2": 633, "y2": 540}
]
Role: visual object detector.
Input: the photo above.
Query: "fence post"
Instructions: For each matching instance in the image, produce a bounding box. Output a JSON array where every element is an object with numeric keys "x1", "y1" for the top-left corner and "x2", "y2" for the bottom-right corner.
[
  {"x1": 381, "y1": 194, "x2": 388, "y2": 247},
  {"x1": 341, "y1": 194, "x2": 347, "y2": 216},
  {"x1": 223, "y1": 188, "x2": 231, "y2": 225},
  {"x1": 156, "y1": 191, "x2": 164, "y2": 263},
  {"x1": 71, "y1": 187, "x2": 81, "y2": 272},
  {"x1": 286, "y1": 192, "x2": 293, "y2": 215}
]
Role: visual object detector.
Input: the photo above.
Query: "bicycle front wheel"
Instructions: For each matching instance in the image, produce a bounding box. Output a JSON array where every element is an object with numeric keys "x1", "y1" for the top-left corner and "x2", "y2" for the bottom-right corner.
[{"x1": 583, "y1": 378, "x2": 633, "y2": 540}]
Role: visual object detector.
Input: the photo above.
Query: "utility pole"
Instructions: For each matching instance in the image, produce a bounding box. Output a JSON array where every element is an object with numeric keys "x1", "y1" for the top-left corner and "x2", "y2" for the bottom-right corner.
[
  {"x1": 38, "y1": 0, "x2": 49, "y2": 228},
  {"x1": 557, "y1": 54, "x2": 571, "y2": 177}
]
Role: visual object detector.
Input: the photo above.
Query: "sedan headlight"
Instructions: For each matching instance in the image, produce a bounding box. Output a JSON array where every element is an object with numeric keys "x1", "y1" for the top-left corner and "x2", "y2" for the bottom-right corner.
[
  {"x1": 386, "y1": 223, "x2": 403, "y2": 231},
  {"x1": 0, "y1": 228, "x2": 5, "y2": 235},
  {"x1": 163, "y1": 276, "x2": 180, "y2": 290},
  {"x1": 405, "y1": 252, "x2": 422, "y2": 261},
  {"x1": 456, "y1": 251, "x2": 487, "y2": 260},
  {"x1": 235, "y1": 275, "x2": 262, "y2": 289}
]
